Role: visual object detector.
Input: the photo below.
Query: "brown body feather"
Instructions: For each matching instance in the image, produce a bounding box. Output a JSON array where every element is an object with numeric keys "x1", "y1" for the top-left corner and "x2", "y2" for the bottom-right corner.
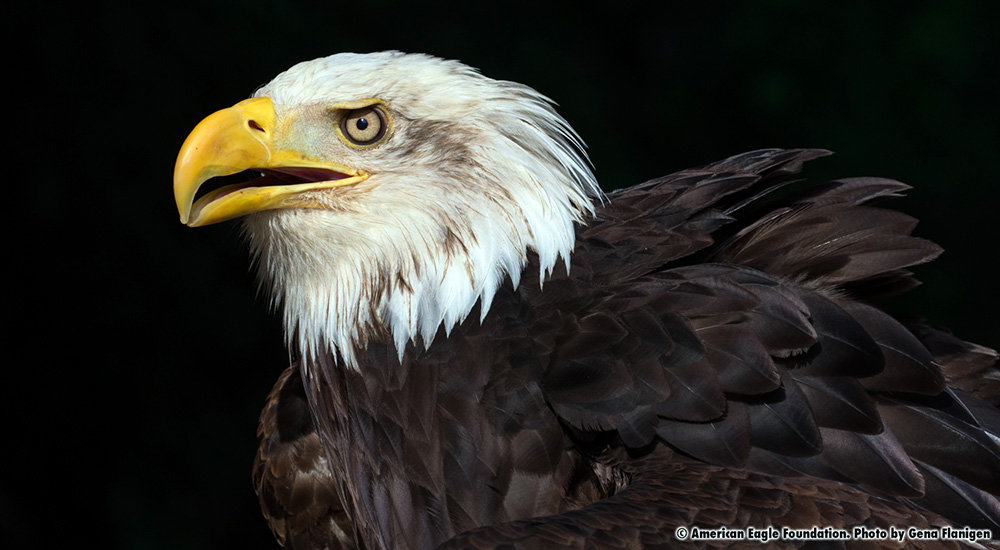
[{"x1": 255, "y1": 149, "x2": 1000, "y2": 550}]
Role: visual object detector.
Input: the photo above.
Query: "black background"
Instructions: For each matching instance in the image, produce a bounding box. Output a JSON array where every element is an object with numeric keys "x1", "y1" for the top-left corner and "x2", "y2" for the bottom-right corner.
[{"x1": 10, "y1": 1, "x2": 999, "y2": 548}]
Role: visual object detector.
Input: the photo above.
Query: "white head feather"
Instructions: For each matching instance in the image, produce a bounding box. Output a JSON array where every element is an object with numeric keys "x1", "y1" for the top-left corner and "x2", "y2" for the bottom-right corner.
[{"x1": 241, "y1": 52, "x2": 601, "y2": 369}]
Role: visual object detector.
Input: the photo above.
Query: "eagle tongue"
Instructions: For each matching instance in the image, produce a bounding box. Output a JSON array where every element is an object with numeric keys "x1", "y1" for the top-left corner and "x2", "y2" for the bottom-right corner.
[{"x1": 261, "y1": 167, "x2": 352, "y2": 185}]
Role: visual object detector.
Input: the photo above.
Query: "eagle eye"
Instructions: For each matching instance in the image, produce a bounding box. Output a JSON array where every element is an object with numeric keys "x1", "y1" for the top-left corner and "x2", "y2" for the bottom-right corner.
[{"x1": 339, "y1": 106, "x2": 389, "y2": 147}]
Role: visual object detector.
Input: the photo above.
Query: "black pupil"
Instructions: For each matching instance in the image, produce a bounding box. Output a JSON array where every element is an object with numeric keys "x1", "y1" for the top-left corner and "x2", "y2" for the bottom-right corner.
[{"x1": 356, "y1": 117, "x2": 369, "y2": 131}]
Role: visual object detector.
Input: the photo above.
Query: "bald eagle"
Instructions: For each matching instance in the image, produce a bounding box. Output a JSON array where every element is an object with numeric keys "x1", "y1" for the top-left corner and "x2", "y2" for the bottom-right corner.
[{"x1": 174, "y1": 52, "x2": 1000, "y2": 550}]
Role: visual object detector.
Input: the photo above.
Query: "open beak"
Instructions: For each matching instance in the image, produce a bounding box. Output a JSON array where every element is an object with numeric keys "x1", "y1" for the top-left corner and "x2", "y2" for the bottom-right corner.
[{"x1": 173, "y1": 96, "x2": 368, "y2": 227}]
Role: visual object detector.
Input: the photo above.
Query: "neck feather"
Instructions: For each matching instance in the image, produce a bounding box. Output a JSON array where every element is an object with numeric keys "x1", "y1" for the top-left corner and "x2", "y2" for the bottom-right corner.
[{"x1": 244, "y1": 174, "x2": 595, "y2": 370}]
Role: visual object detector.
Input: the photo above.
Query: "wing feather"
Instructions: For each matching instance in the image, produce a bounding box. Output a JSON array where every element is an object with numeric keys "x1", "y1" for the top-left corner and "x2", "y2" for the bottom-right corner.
[{"x1": 253, "y1": 364, "x2": 357, "y2": 550}]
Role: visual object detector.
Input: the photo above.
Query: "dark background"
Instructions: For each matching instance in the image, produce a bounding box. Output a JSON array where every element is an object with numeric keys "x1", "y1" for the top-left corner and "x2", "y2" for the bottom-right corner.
[{"x1": 9, "y1": 1, "x2": 998, "y2": 548}]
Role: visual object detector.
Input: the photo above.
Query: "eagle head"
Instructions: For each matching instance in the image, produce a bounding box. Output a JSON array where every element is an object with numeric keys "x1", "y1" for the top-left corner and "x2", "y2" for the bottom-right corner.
[{"x1": 174, "y1": 51, "x2": 600, "y2": 366}]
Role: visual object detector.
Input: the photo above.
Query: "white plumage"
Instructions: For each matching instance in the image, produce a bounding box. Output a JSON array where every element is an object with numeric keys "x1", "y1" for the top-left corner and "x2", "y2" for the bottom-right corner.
[{"x1": 241, "y1": 52, "x2": 601, "y2": 367}]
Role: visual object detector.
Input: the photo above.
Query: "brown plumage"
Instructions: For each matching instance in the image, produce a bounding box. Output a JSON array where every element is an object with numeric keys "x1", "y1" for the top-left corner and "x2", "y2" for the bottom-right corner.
[
  {"x1": 172, "y1": 53, "x2": 1000, "y2": 550},
  {"x1": 251, "y1": 150, "x2": 999, "y2": 549},
  {"x1": 255, "y1": 365, "x2": 354, "y2": 549}
]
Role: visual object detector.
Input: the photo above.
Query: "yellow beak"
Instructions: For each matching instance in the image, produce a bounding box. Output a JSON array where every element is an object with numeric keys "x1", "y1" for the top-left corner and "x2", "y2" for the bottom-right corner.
[{"x1": 173, "y1": 96, "x2": 368, "y2": 227}]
